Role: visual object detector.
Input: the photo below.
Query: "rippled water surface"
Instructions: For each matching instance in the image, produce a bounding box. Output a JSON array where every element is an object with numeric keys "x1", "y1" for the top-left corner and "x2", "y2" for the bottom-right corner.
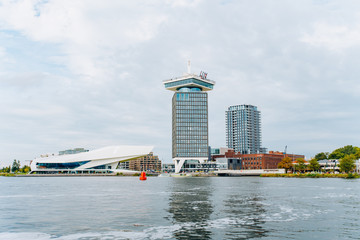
[{"x1": 0, "y1": 176, "x2": 359, "y2": 239}]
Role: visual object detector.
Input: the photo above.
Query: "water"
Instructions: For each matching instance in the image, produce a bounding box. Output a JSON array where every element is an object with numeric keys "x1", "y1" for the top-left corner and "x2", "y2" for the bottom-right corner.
[{"x1": 0, "y1": 176, "x2": 359, "y2": 240}]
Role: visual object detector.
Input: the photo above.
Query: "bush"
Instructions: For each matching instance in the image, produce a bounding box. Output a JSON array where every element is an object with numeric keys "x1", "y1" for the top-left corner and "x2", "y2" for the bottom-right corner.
[
  {"x1": 346, "y1": 173, "x2": 359, "y2": 179},
  {"x1": 0, "y1": 173, "x2": 15, "y2": 177}
]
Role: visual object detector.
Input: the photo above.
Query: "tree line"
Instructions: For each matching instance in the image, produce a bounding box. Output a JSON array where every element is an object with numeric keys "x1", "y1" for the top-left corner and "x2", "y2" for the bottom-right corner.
[
  {"x1": 278, "y1": 145, "x2": 359, "y2": 174},
  {"x1": 314, "y1": 145, "x2": 360, "y2": 161},
  {"x1": 0, "y1": 159, "x2": 31, "y2": 174}
]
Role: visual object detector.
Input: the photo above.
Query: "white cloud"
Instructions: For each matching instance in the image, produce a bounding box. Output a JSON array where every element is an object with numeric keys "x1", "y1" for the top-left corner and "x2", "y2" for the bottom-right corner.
[
  {"x1": 0, "y1": 1, "x2": 167, "y2": 45},
  {"x1": 0, "y1": 46, "x2": 5, "y2": 56},
  {"x1": 1, "y1": 0, "x2": 360, "y2": 166},
  {"x1": 301, "y1": 22, "x2": 360, "y2": 51},
  {"x1": 166, "y1": 0, "x2": 203, "y2": 8},
  {"x1": 0, "y1": 45, "x2": 15, "y2": 73},
  {"x1": 0, "y1": 0, "x2": 168, "y2": 81}
]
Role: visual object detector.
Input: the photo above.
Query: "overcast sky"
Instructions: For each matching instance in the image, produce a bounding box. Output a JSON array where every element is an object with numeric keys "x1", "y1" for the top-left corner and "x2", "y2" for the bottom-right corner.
[{"x1": 1, "y1": 0, "x2": 360, "y2": 167}]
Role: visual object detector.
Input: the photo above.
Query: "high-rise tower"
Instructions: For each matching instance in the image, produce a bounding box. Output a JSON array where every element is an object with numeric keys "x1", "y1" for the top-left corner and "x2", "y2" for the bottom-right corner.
[
  {"x1": 164, "y1": 64, "x2": 215, "y2": 173},
  {"x1": 226, "y1": 104, "x2": 265, "y2": 154}
]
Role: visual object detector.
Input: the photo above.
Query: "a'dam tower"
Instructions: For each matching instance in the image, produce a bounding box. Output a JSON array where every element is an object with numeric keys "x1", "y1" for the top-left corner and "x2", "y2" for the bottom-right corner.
[{"x1": 163, "y1": 62, "x2": 215, "y2": 173}]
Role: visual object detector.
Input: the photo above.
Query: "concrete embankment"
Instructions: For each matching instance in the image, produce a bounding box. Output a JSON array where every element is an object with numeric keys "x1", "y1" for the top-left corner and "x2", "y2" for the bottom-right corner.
[
  {"x1": 216, "y1": 169, "x2": 285, "y2": 176},
  {"x1": 10, "y1": 173, "x2": 159, "y2": 177}
]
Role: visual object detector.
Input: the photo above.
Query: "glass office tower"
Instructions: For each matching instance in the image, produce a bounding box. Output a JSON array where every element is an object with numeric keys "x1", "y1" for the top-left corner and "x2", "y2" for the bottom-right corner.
[
  {"x1": 226, "y1": 104, "x2": 266, "y2": 154},
  {"x1": 164, "y1": 69, "x2": 215, "y2": 173}
]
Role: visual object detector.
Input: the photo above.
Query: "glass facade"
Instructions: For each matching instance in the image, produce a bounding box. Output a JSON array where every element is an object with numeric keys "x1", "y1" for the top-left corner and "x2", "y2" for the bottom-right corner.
[
  {"x1": 36, "y1": 160, "x2": 90, "y2": 169},
  {"x1": 59, "y1": 148, "x2": 89, "y2": 155},
  {"x1": 164, "y1": 78, "x2": 214, "y2": 90},
  {"x1": 226, "y1": 105, "x2": 264, "y2": 154},
  {"x1": 172, "y1": 91, "x2": 208, "y2": 158},
  {"x1": 211, "y1": 148, "x2": 220, "y2": 155}
]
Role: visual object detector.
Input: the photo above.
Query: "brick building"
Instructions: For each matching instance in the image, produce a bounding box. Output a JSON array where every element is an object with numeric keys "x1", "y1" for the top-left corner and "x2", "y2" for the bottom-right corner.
[
  {"x1": 128, "y1": 152, "x2": 162, "y2": 172},
  {"x1": 213, "y1": 150, "x2": 304, "y2": 170}
]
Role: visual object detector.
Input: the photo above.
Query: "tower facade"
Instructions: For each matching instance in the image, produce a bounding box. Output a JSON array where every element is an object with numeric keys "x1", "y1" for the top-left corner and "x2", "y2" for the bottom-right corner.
[
  {"x1": 226, "y1": 104, "x2": 265, "y2": 154},
  {"x1": 164, "y1": 68, "x2": 215, "y2": 173}
]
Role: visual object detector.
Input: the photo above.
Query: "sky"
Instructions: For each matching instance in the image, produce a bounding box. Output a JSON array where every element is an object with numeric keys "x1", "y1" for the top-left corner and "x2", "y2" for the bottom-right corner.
[{"x1": 1, "y1": 0, "x2": 360, "y2": 167}]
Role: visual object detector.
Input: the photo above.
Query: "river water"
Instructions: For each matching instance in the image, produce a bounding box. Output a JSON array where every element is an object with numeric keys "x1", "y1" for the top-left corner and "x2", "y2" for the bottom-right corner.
[{"x1": 0, "y1": 176, "x2": 359, "y2": 240}]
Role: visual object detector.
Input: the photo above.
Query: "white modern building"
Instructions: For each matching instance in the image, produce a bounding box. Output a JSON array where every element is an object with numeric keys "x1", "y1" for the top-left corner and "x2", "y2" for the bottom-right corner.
[{"x1": 30, "y1": 145, "x2": 153, "y2": 174}]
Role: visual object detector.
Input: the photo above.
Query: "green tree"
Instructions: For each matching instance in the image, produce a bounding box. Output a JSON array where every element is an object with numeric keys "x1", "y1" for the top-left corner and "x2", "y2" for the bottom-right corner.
[
  {"x1": 339, "y1": 154, "x2": 356, "y2": 173},
  {"x1": 356, "y1": 148, "x2": 360, "y2": 159},
  {"x1": 0, "y1": 166, "x2": 10, "y2": 173},
  {"x1": 278, "y1": 157, "x2": 292, "y2": 173},
  {"x1": 328, "y1": 145, "x2": 360, "y2": 159},
  {"x1": 314, "y1": 152, "x2": 328, "y2": 161},
  {"x1": 20, "y1": 165, "x2": 31, "y2": 173},
  {"x1": 295, "y1": 158, "x2": 306, "y2": 173},
  {"x1": 308, "y1": 158, "x2": 321, "y2": 172},
  {"x1": 11, "y1": 159, "x2": 20, "y2": 173}
]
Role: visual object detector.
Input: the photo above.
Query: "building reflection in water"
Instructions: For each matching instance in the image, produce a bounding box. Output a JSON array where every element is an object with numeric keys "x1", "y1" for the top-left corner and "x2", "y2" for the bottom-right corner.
[
  {"x1": 223, "y1": 179, "x2": 268, "y2": 239},
  {"x1": 167, "y1": 178, "x2": 213, "y2": 239}
]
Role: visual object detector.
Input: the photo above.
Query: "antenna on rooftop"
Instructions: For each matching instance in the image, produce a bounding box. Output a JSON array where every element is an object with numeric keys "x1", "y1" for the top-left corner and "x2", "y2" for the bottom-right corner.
[{"x1": 187, "y1": 60, "x2": 191, "y2": 74}]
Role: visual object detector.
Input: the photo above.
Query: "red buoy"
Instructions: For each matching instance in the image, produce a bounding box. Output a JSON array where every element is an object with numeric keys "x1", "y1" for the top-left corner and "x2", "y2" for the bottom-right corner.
[{"x1": 139, "y1": 171, "x2": 147, "y2": 181}]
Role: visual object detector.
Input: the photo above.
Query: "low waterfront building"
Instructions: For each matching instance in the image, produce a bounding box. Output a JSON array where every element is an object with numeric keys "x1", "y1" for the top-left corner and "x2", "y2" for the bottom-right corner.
[
  {"x1": 317, "y1": 159, "x2": 360, "y2": 173},
  {"x1": 30, "y1": 145, "x2": 153, "y2": 174},
  {"x1": 126, "y1": 152, "x2": 161, "y2": 172},
  {"x1": 210, "y1": 147, "x2": 233, "y2": 160},
  {"x1": 212, "y1": 149, "x2": 305, "y2": 170},
  {"x1": 162, "y1": 163, "x2": 176, "y2": 173},
  {"x1": 180, "y1": 160, "x2": 218, "y2": 172},
  {"x1": 162, "y1": 158, "x2": 230, "y2": 173},
  {"x1": 227, "y1": 158, "x2": 242, "y2": 170},
  {"x1": 214, "y1": 158, "x2": 232, "y2": 170},
  {"x1": 317, "y1": 159, "x2": 339, "y2": 172}
]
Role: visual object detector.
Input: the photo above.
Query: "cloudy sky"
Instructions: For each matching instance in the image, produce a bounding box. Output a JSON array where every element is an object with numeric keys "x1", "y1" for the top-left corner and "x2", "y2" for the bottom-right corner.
[{"x1": 1, "y1": 0, "x2": 360, "y2": 167}]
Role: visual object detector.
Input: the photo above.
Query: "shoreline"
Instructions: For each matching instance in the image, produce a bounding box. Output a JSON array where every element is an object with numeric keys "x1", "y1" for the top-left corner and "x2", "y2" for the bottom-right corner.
[
  {"x1": 1, "y1": 172, "x2": 359, "y2": 178},
  {"x1": 260, "y1": 173, "x2": 360, "y2": 178},
  {"x1": 0, "y1": 173, "x2": 159, "y2": 177}
]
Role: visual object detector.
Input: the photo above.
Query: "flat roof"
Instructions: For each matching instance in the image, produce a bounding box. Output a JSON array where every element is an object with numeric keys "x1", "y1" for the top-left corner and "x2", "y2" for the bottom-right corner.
[{"x1": 163, "y1": 74, "x2": 215, "y2": 92}]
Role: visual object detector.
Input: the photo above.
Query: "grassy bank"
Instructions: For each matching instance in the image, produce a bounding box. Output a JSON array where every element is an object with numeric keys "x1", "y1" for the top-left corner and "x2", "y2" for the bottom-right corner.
[
  {"x1": 0, "y1": 173, "x2": 16, "y2": 177},
  {"x1": 260, "y1": 173, "x2": 360, "y2": 179}
]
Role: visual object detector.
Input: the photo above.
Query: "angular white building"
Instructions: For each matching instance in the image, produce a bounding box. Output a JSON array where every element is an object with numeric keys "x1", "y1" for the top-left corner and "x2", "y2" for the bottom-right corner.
[{"x1": 30, "y1": 145, "x2": 153, "y2": 174}]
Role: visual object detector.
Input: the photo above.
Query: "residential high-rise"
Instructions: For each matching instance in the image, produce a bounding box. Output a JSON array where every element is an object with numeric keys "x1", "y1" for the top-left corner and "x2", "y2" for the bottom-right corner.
[
  {"x1": 164, "y1": 63, "x2": 215, "y2": 173},
  {"x1": 226, "y1": 104, "x2": 265, "y2": 154}
]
